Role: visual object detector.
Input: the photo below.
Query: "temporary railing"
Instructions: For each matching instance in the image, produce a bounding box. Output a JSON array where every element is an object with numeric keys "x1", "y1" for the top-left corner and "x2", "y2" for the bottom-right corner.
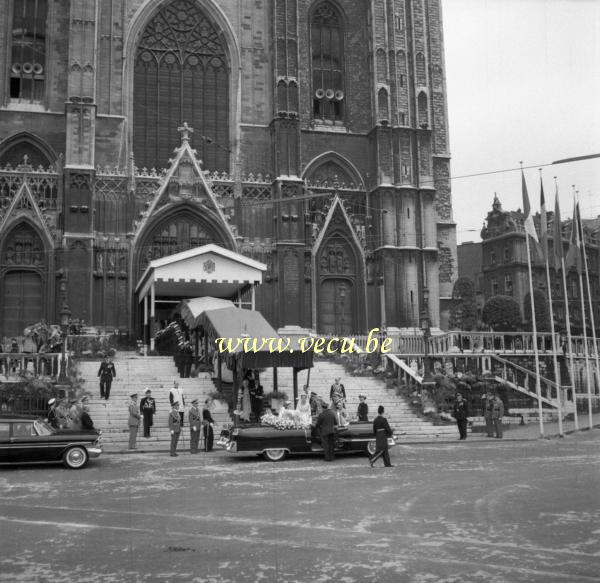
[{"x1": 0, "y1": 352, "x2": 63, "y2": 380}]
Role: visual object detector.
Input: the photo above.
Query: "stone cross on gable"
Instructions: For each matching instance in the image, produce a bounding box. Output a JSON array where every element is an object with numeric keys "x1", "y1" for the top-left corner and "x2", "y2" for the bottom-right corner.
[{"x1": 178, "y1": 122, "x2": 194, "y2": 144}]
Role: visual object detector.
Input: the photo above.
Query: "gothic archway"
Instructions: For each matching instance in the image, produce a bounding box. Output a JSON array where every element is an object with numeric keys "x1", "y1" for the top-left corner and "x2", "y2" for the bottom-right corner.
[
  {"x1": 316, "y1": 232, "x2": 362, "y2": 335},
  {"x1": 0, "y1": 222, "x2": 50, "y2": 337},
  {"x1": 131, "y1": 0, "x2": 231, "y2": 171},
  {"x1": 0, "y1": 132, "x2": 57, "y2": 168}
]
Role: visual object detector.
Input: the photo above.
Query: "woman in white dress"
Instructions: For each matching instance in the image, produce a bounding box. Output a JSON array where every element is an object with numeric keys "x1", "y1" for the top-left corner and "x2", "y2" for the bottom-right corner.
[
  {"x1": 239, "y1": 378, "x2": 252, "y2": 422},
  {"x1": 295, "y1": 392, "x2": 312, "y2": 426}
]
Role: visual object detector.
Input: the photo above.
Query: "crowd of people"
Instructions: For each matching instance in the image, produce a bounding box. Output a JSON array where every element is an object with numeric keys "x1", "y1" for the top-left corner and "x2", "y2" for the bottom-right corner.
[{"x1": 46, "y1": 396, "x2": 94, "y2": 431}]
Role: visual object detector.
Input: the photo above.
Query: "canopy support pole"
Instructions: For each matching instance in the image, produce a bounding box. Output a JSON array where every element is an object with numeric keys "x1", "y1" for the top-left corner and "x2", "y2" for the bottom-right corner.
[
  {"x1": 293, "y1": 367, "x2": 298, "y2": 405},
  {"x1": 143, "y1": 294, "x2": 149, "y2": 354},
  {"x1": 150, "y1": 282, "x2": 156, "y2": 351},
  {"x1": 251, "y1": 284, "x2": 256, "y2": 310}
]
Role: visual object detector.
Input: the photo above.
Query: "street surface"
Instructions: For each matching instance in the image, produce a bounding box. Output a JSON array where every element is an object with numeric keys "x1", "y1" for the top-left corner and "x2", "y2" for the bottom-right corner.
[{"x1": 1, "y1": 433, "x2": 599, "y2": 583}]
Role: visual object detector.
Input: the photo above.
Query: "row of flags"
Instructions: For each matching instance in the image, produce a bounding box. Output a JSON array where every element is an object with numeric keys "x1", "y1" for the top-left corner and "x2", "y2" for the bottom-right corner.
[
  {"x1": 521, "y1": 170, "x2": 584, "y2": 274},
  {"x1": 521, "y1": 168, "x2": 597, "y2": 435}
]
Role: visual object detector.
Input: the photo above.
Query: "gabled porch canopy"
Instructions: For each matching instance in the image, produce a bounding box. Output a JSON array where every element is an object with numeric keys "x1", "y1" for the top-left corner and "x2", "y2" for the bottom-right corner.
[
  {"x1": 135, "y1": 244, "x2": 266, "y2": 350},
  {"x1": 135, "y1": 244, "x2": 266, "y2": 302}
]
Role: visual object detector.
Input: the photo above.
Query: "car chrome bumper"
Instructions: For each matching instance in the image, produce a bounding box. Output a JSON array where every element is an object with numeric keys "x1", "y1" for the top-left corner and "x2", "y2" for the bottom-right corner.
[{"x1": 86, "y1": 447, "x2": 103, "y2": 458}]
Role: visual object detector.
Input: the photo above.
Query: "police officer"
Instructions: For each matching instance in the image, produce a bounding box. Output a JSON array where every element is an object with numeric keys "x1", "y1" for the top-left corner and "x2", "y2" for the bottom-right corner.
[{"x1": 369, "y1": 406, "x2": 394, "y2": 468}]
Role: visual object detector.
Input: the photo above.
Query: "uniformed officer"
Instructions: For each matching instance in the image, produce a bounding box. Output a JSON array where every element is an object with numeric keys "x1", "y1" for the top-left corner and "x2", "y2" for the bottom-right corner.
[
  {"x1": 169, "y1": 401, "x2": 182, "y2": 457},
  {"x1": 188, "y1": 398, "x2": 201, "y2": 454},
  {"x1": 369, "y1": 405, "x2": 394, "y2": 468},
  {"x1": 97, "y1": 355, "x2": 116, "y2": 400},
  {"x1": 128, "y1": 393, "x2": 141, "y2": 449}
]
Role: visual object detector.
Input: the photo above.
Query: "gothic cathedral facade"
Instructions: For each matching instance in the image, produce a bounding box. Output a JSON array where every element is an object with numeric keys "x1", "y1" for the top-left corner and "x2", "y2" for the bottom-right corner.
[{"x1": 0, "y1": 0, "x2": 456, "y2": 339}]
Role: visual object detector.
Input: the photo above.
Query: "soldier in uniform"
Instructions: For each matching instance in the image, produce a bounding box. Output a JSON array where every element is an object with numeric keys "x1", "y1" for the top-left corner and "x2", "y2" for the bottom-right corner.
[
  {"x1": 169, "y1": 401, "x2": 182, "y2": 457},
  {"x1": 483, "y1": 390, "x2": 494, "y2": 437},
  {"x1": 128, "y1": 393, "x2": 141, "y2": 449},
  {"x1": 97, "y1": 355, "x2": 116, "y2": 400},
  {"x1": 369, "y1": 405, "x2": 394, "y2": 468},
  {"x1": 491, "y1": 393, "x2": 505, "y2": 438},
  {"x1": 188, "y1": 398, "x2": 201, "y2": 454},
  {"x1": 140, "y1": 388, "x2": 156, "y2": 438}
]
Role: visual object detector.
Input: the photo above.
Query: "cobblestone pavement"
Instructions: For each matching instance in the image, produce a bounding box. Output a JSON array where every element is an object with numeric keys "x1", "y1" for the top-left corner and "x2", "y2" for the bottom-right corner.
[{"x1": 1, "y1": 431, "x2": 598, "y2": 582}]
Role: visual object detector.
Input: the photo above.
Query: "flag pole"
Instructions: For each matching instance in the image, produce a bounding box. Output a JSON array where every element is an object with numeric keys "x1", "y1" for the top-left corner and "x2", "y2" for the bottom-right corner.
[
  {"x1": 554, "y1": 178, "x2": 579, "y2": 430},
  {"x1": 540, "y1": 171, "x2": 563, "y2": 436},
  {"x1": 572, "y1": 191, "x2": 593, "y2": 430},
  {"x1": 522, "y1": 166, "x2": 544, "y2": 437},
  {"x1": 576, "y1": 193, "x2": 598, "y2": 430}
]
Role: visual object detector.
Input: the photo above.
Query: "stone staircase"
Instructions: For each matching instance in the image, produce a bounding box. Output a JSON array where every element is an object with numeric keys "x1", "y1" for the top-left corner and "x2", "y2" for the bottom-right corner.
[
  {"x1": 76, "y1": 352, "x2": 231, "y2": 450},
  {"x1": 260, "y1": 359, "x2": 457, "y2": 439}
]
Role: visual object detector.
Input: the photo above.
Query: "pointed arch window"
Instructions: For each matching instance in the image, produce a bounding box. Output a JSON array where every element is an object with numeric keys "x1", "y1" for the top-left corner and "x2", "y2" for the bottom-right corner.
[
  {"x1": 133, "y1": 0, "x2": 230, "y2": 171},
  {"x1": 310, "y1": 2, "x2": 345, "y2": 123},
  {"x1": 9, "y1": 0, "x2": 47, "y2": 103}
]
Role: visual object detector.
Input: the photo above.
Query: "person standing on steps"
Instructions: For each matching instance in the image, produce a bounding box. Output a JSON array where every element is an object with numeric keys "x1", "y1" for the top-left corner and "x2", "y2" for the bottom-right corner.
[
  {"x1": 128, "y1": 393, "x2": 141, "y2": 449},
  {"x1": 189, "y1": 398, "x2": 201, "y2": 454},
  {"x1": 97, "y1": 355, "x2": 116, "y2": 400},
  {"x1": 169, "y1": 380, "x2": 185, "y2": 426},
  {"x1": 140, "y1": 388, "x2": 156, "y2": 438},
  {"x1": 168, "y1": 401, "x2": 182, "y2": 457},
  {"x1": 483, "y1": 390, "x2": 495, "y2": 438},
  {"x1": 369, "y1": 406, "x2": 394, "y2": 468}
]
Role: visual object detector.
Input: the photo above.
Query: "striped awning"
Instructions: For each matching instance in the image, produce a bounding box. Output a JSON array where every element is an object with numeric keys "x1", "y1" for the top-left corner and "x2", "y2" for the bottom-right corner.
[{"x1": 201, "y1": 307, "x2": 313, "y2": 370}]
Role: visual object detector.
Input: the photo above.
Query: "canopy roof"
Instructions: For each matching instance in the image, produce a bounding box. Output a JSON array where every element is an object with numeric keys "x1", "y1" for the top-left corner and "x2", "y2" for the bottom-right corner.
[
  {"x1": 178, "y1": 296, "x2": 235, "y2": 330},
  {"x1": 201, "y1": 307, "x2": 313, "y2": 369},
  {"x1": 135, "y1": 244, "x2": 266, "y2": 302}
]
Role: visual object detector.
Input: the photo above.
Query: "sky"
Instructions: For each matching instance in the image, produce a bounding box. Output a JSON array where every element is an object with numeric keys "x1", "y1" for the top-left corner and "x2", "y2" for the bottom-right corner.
[{"x1": 441, "y1": 0, "x2": 600, "y2": 244}]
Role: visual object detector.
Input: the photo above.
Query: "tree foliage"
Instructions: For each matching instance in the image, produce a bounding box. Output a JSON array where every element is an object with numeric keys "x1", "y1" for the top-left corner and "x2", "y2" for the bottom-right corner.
[
  {"x1": 523, "y1": 290, "x2": 551, "y2": 332},
  {"x1": 481, "y1": 295, "x2": 522, "y2": 331},
  {"x1": 449, "y1": 277, "x2": 479, "y2": 330}
]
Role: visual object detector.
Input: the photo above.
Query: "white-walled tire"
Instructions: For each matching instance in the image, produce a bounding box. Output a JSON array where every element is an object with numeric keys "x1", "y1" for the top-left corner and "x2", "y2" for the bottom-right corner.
[
  {"x1": 366, "y1": 440, "x2": 377, "y2": 456},
  {"x1": 63, "y1": 446, "x2": 89, "y2": 469},
  {"x1": 262, "y1": 449, "x2": 288, "y2": 462}
]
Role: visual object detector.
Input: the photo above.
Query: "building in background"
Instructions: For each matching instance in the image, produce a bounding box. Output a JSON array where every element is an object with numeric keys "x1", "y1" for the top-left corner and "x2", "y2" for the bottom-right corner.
[
  {"x1": 458, "y1": 195, "x2": 599, "y2": 333},
  {"x1": 0, "y1": 0, "x2": 456, "y2": 340}
]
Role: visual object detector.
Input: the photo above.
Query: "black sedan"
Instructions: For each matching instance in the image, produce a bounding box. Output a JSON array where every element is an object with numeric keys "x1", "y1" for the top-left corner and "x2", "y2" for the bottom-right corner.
[
  {"x1": 218, "y1": 422, "x2": 397, "y2": 462},
  {"x1": 0, "y1": 414, "x2": 102, "y2": 469}
]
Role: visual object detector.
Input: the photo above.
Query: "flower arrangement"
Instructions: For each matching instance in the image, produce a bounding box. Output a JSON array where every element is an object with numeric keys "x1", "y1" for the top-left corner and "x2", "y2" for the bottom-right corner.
[{"x1": 260, "y1": 411, "x2": 311, "y2": 430}]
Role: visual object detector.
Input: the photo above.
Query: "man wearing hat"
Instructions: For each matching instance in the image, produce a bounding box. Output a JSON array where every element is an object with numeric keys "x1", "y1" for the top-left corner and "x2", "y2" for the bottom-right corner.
[
  {"x1": 356, "y1": 394, "x2": 369, "y2": 423},
  {"x1": 188, "y1": 398, "x2": 201, "y2": 454},
  {"x1": 97, "y1": 355, "x2": 116, "y2": 400},
  {"x1": 168, "y1": 401, "x2": 182, "y2": 457},
  {"x1": 128, "y1": 393, "x2": 141, "y2": 449},
  {"x1": 80, "y1": 404, "x2": 95, "y2": 431},
  {"x1": 369, "y1": 406, "x2": 394, "y2": 468},
  {"x1": 47, "y1": 398, "x2": 59, "y2": 429},
  {"x1": 140, "y1": 388, "x2": 156, "y2": 438}
]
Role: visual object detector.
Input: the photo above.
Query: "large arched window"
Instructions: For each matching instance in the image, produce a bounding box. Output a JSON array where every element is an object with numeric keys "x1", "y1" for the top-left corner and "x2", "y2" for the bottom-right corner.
[
  {"x1": 310, "y1": 2, "x2": 345, "y2": 123},
  {"x1": 133, "y1": 0, "x2": 229, "y2": 171}
]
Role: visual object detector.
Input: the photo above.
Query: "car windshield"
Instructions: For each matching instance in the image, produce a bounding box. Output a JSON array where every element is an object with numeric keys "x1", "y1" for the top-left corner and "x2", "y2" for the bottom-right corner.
[{"x1": 33, "y1": 420, "x2": 54, "y2": 436}]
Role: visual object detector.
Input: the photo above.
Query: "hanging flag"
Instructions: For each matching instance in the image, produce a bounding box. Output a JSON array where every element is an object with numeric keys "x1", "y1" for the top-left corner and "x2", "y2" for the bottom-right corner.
[
  {"x1": 539, "y1": 176, "x2": 548, "y2": 262},
  {"x1": 522, "y1": 170, "x2": 539, "y2": 242},
  {"x1": 552, "y1": 187, "x2": 563, "y2": 271},
  {"x1": 565, "y1": 200, "x2": 583, "y2": 275}
]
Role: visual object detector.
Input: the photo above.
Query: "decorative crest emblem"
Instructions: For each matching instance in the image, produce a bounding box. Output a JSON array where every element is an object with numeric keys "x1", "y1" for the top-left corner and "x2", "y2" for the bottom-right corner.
[{"x1": 203, "y1": 259, "x2": 215, "y2": 273}]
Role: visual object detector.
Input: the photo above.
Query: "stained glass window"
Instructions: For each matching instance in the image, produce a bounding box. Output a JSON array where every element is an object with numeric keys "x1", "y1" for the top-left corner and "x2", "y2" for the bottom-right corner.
[{"x1": 133, "y1": 0, "x2": 229, "y2": 171}]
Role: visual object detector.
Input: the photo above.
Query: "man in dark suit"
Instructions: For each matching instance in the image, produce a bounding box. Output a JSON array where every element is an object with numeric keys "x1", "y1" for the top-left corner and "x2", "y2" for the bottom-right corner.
[
  {"x1": 97, "y1": 355, "x2": 116, "y2": 400},
  {"x1": 369, "y1": 405, "x2": 394, "y2": 468},
  {"x1": 315, "y1": 402, "x2": 338, "y2": 462},
  {"x1": 453, "y1": 392, "x2": 470, "y2": 440}
]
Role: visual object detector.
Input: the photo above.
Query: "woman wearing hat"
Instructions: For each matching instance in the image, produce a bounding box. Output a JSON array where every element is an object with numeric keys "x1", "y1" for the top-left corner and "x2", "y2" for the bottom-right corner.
[{"x1": 356, "y1": 394, "x2": 369, "y2": 423}]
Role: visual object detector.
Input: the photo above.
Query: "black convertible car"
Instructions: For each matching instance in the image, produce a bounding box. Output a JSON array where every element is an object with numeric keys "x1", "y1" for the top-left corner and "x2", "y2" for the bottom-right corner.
[
  {"x1": 218, "y1": 422, "x2": 397, "y2": 462},
  {"x1": 0, "y1": 415, "x2": 102, "y2": 469}
]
